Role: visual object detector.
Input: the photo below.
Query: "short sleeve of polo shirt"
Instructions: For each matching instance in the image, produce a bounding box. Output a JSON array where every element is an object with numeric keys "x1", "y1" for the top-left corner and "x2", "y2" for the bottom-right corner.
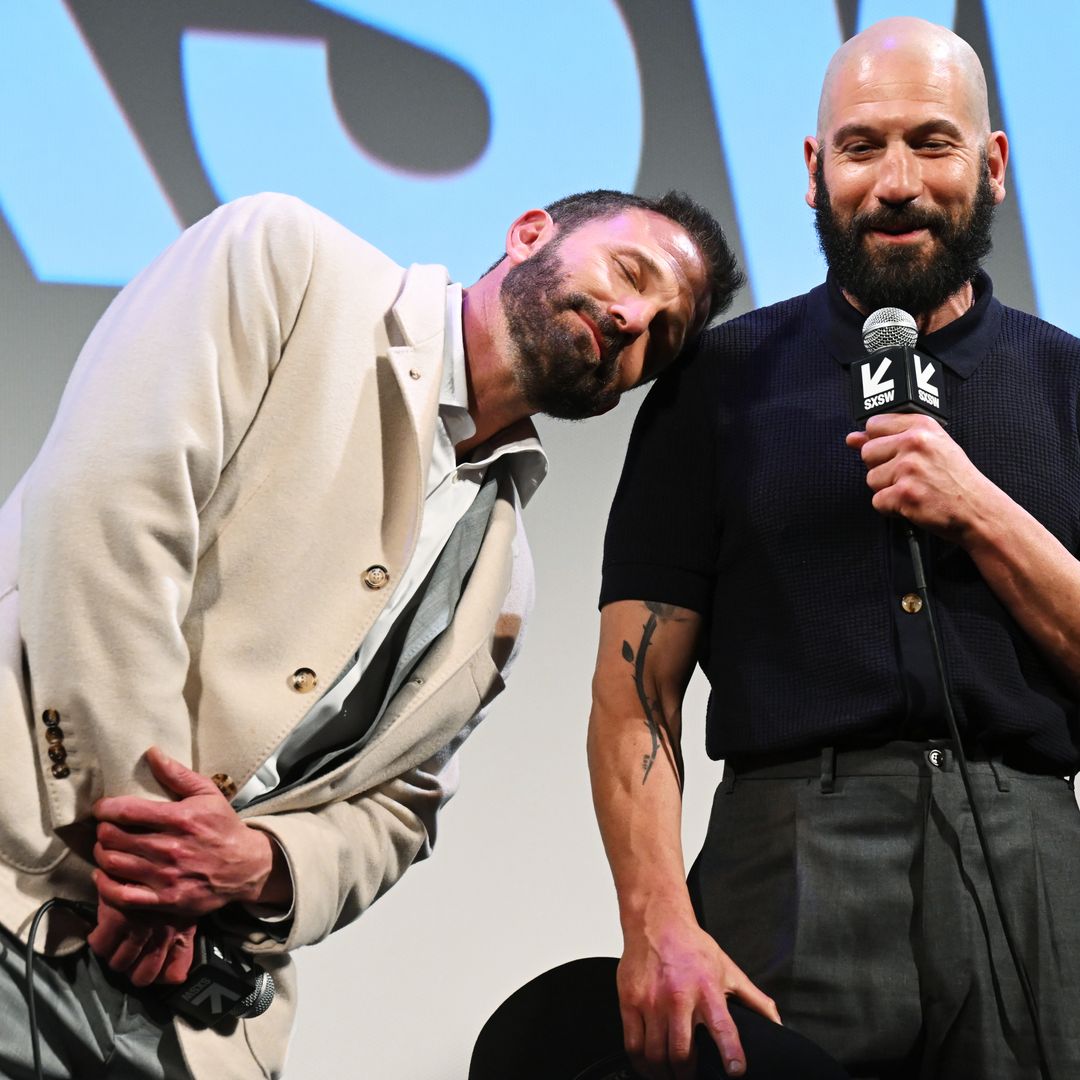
[{"x1": 599, "y1": 331, "x2": 722, "y2": 615}]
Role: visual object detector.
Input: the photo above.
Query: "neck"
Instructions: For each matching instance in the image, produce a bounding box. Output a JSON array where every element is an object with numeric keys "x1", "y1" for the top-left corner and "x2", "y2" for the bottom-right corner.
[
  {"x1": 459, "y1": 269, "x2": 535, "y2": 454},
  {"x1": 842, "y1": 279, "x2": 976, "y2": 336}
]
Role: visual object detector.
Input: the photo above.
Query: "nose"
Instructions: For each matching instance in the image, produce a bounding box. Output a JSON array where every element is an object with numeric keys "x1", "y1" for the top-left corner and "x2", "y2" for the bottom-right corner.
[
  {"x1": 873, "y1": 144, "x2": 921, "y2": 206},
  {"x1": 609, "y1": 294, "x2": 656, "y2": 336}
]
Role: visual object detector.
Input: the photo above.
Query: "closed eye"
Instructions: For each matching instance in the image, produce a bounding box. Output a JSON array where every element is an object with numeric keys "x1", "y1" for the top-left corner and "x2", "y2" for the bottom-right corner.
[{"x1": 614, "y1": 257, "x2": 640, "y2": 289}]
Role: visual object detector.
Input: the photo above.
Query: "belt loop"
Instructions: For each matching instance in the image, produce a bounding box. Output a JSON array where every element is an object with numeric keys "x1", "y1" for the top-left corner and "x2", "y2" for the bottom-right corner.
[
  {"x1": 721, "y1": 761, "x2": 737, "y2": 794},
  {"x1": 989, "y1": 757, "x2": 1011, "y2": 793},
  {"x1": 820, "y1": 746, "x2": 836, "y2": 794}
]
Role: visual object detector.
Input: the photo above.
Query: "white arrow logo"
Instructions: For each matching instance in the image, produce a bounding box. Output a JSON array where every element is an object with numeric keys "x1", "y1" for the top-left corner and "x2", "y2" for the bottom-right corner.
[
  {"x1": 861, "y1": 357, "x2": 894, "y2": 397},
  {"x1": 914, "y1": 354, "x2": 938, "y2": 396},
  {"x1": 191, "y1": 983, "x2": 241, "y2": 1015}
]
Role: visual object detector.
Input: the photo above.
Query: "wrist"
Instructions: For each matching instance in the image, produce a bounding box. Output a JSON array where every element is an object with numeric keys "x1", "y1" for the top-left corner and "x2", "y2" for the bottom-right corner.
[
  {"x1": 617, "y1": 880, "x2": 697, "y2": 936},
  {"x1": 242, "y1": 827, "x2": 293, "y2": 909}
]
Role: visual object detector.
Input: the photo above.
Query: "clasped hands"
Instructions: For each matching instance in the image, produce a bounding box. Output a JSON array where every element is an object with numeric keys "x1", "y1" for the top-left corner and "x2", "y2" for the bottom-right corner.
[{"x1": 87, "y1": 745, "x2": 285, "y2": 988}]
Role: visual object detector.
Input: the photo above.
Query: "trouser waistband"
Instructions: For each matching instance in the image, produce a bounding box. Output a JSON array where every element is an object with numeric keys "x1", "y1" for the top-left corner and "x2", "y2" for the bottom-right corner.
[{"x1": 723, "y1": 739, "x2": 1071, "y2": 795}]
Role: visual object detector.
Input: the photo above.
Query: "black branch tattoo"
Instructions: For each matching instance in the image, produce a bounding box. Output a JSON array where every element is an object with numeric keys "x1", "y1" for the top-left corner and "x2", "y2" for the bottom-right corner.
[{"x1": 621, "y1": 601, "x2": 686, "y2": 790}]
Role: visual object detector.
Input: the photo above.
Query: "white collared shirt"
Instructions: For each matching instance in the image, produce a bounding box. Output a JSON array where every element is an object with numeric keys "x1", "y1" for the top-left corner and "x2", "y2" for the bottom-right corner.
[{"x1": 234, "y1": 284, "x2": 546, "y2": 807}]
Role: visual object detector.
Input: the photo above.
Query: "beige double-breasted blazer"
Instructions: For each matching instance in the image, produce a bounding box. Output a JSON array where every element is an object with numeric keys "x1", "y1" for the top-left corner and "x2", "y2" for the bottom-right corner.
[{"x1": 0, "y1": 194, "x2": 537, "y2": 1077}]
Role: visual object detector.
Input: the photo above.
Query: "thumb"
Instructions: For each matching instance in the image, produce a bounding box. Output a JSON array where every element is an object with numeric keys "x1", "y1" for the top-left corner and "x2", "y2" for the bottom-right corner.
[{"x1": 145, "y1": 746, "x2": 218, "y2": 798}]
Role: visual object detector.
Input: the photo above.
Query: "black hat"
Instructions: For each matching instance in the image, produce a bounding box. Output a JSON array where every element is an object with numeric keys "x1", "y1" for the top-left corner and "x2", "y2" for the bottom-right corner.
[{"x1": 468, "y1": 956, "x2": 849, "y2": 1080}]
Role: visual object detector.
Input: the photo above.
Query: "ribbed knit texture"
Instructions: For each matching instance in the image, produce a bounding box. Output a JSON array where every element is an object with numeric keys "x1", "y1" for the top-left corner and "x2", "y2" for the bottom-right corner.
[{"x1": 601, "y1": 289, "x2": 1080, "y2": 771}]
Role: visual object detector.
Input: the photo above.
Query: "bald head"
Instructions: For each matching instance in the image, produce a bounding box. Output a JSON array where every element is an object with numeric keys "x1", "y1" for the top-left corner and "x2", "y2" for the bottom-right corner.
[
  {"x1": 817, "y1": 17, "x2": 990, "y2": 139},
  {"x1": 804, "y1": 17, "x2": 1008, "y2": 327}
]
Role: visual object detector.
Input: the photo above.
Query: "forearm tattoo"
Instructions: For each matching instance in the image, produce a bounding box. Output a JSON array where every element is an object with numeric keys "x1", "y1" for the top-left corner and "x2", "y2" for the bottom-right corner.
[{"x1": 621, "y1": 601, "x2": 686, "y2": 789}]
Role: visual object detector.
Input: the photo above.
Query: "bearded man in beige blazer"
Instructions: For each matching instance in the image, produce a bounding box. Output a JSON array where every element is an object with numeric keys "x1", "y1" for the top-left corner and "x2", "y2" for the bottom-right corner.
[{"x1": 0, "y1": 188, "x2": 739, "y2": 1078}]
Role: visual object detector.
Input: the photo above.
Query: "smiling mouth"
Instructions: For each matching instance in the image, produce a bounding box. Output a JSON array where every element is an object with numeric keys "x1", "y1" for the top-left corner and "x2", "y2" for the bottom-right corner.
[{"x1": 867, "y1": 226, "x2": 931, "y2": 243}]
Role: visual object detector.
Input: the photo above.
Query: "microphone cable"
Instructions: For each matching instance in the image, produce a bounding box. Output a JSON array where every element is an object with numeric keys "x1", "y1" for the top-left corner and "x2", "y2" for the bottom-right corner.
[
  {"x1": 24, "y1": 897, "x2": 96, "y2": 1080},
  {"x1": 906, "y1": 527, "x2": 1054, "y2": 1080},
  {"x1": 23, "y1": 896, "x2": 275, "y2": 1079}
]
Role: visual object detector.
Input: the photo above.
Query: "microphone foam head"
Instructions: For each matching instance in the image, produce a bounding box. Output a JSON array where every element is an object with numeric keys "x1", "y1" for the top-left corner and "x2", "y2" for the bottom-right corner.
[{"x1": 862, "y1": 307, "x2": 918, "y2": 352}]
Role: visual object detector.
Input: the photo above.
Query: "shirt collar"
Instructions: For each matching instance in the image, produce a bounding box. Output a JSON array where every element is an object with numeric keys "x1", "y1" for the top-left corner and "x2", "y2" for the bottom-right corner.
[
  {"x1": 808, "y1": 269, "x2": 1003, "y2": 379},
  {"x1": 441, "y1": 284, "x2": 548, "y2": 508},
  {"x1": 440, "y1": 283, "x2": 474, "y2": 446}
]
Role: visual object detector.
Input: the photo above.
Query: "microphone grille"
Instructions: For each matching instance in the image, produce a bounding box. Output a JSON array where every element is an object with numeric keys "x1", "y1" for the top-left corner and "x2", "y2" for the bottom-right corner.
[
  {"x1": 238, "y1": 971, "x2": 276, "y2": 1018},
  {"x1": 862, "y1": 307, "x2": 918, "y2": 352}
]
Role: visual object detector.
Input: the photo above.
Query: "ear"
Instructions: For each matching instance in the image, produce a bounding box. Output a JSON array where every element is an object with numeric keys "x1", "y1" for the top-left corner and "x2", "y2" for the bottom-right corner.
[
  {"x1": 804, "y1": 136, "x2": 821, "y2": 209},
  {"x1": 505, "y1": 209, "x2": 555, "y2": 266},
  {"x1": 986, "y1": 130, "x2": 1009, "y2": 204}
]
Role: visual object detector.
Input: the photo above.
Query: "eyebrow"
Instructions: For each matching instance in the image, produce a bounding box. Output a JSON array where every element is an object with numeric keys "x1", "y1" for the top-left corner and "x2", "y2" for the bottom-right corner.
[
  {"x1": 616, "y1": 244, "x2": 699, "y2": 340},
  {"x1": 619, "y1": 246, "x2": 664, "y2": 281},
  {"x1": 832, "y1": 118, "x2": 966, "y2": 147}
]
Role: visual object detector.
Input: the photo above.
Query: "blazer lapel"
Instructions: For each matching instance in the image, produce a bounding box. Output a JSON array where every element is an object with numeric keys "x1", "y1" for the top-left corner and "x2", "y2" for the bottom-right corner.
[
  {"x1": 241, "y1": 472, "x2": 519, "y2": 818},
  {"x1": 385, "y1": 263, "x2": 452, "y2": 495}
]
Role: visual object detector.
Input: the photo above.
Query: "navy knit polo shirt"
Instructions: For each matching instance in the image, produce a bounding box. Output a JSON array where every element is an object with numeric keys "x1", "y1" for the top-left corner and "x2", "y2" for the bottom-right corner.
[{"x1": 601, "y1": 273, "x2": 1080, "y2": 773}]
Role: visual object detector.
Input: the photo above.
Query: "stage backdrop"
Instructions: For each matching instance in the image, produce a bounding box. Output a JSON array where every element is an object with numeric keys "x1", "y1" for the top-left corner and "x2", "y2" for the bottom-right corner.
[{"x1": 2, "y1": 2, "x2": 1074, "y2": 1076}]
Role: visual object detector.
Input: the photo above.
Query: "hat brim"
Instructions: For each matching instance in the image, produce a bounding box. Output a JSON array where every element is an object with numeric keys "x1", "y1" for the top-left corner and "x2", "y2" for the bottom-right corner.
[{"x1": 469, "y1": 956, "x2": 849, "y2": 1080}]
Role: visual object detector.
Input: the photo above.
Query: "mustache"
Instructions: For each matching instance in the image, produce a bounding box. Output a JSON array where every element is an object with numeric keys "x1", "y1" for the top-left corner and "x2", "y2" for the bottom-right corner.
[
  {"x1": 852, "y1": 205, "x2": 952, "y2": 235},
  {"x1": 566, "y1": 295, "x2": 631, "y2": 370}
]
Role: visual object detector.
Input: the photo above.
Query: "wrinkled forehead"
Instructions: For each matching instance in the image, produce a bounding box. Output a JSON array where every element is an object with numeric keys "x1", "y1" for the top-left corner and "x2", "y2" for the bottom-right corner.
[{"x1": 819, "y1": 34, "x2": 988, "y2": 136}]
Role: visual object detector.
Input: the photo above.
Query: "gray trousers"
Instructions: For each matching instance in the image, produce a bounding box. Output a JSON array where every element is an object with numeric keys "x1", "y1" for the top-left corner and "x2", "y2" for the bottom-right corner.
[
  {"x1": 687, "y1": 740, "x2": 1080, "y2": 1080},
  {"x1": 0, "y1": 923, "x2": 190, "y2": 1080}
]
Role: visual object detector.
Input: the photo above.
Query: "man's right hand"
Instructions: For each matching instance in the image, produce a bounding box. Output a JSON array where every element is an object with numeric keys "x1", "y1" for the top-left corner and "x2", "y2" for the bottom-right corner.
[
  {"x1": 618, "y1": 915, "x2": 781, "y2": 1079},
  {"x1": 87, "y1": 897, "x2": 196, "y2": 988}
]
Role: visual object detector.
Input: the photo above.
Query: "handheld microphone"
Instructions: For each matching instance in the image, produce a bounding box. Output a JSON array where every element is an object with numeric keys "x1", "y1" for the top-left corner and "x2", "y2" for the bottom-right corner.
[
  {"x1": 166, "y1": 933, "x2": 276, "y2": 1027},
  {"x1": 850, "y1": 307, "x2": 948, "y2": 424},
  {"x1": 844, "y1": 306, "x2": 1055, "y2": 1078}
]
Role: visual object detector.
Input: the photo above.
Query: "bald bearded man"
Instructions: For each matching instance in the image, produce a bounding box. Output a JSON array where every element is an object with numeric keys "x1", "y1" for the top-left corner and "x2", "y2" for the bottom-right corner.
[{"x1": 590, "y1": 18, "x2": 1080, "y2": 1080}]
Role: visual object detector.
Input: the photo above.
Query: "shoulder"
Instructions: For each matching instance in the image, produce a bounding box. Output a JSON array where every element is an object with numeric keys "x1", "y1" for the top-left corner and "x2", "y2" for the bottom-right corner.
[
  {"x1": 659, "y1": 290, "x2": 814, "y2": 395},
  {"x1": 701, "y1": 292, "x2": 811, "y2": 355},
  {"x1": 996, "y1": 301, "x2": 1080, "y2": 358},
  {"x1": 197, "y1": 192, "x2": 319, "y2": 245},
  {"x1": 196, "y1": 194, "x2": 407, "y2": 278}
]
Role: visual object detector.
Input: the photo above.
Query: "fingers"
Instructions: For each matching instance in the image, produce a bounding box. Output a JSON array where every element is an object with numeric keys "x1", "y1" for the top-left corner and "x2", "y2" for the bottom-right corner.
[
  {"x1": 702, "y1": 1018, "x2": 743, "y2": 1077},
  {"x1": 94, "y1": 796, "x2": 184, "y2": 831},
  {"x1": 127, "y1": 927, "x2": 175, "y2": 987},
  {"x1": 732, "y1": 974, "x2": 782, "y2": 1026},
  {"x1": 666, "y1": 1005, "x2": 698, "y2": 1080},
  {"x1": 96, "y1": 826, "x2": 178, "y2": 867},
  {"x1": 93, "y1": 749, "x2": 222, "y2": 828},
  {"x1": 145, "y1": 746, "x2": 220, "y2": 799},
  {"x1": 696, "y1": 972, "x2": 783, "y2": 1077},
  {"x1": 93, "y1": 868, "x2": 164, "y2": 910},
  {"x1": 94, "y1": 844, "x2": 169, "y2": 895},
  {"x1": 159, "y1": 928, "x2": 196, "y2": 985},
  {"x1": 861, "y1": 413, "x2": 941, "y2": 438},
  {"x1": 87, "y1": 894, "x2": 199, "y2": 994},
  {"x1": 87, "y1": 906, "x2": 134, "y2": 959}
]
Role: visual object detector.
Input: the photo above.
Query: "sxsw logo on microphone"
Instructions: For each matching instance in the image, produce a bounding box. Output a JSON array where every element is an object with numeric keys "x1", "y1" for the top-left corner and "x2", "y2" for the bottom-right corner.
[
  {"x1": 860, "y1": 357, "x2": 895, "y2": 410},
  {"x1": 851, "y1": 348, "x2": 947, "y2": 424}
]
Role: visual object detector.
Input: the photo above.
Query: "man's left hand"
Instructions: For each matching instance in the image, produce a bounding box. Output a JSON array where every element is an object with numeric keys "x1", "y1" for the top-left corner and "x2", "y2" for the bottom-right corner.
[
  {"x1": 93, "y1": 746, "x2": 280, "y2": 918},
  {"x1": 846, "y1": 413, "x2": 1000, "y2": 542}
]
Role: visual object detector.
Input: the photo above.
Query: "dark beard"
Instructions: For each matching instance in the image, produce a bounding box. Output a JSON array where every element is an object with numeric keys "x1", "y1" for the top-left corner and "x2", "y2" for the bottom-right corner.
[
  {"x1": 499, "y1": 241, "x2": 627, "y2": 420},
  {"x1": 813, "y1": 156, "x2": 996, "y2": 317}
]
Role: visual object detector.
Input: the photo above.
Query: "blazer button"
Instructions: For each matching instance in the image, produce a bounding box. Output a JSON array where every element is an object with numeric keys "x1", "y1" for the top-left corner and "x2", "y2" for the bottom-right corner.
[
  {"x1": 42, "y1": 709, "x2": 61, "y2": 728},
  {"x1": 211, "y1": 773, "x2": 238, "y2": 799},
  {"x1": 51, "y1": 763, "x2": 71, "y2": 780},
  {"x1": 289, "y1": 668, "x2": 318, "y2": 693},
  {"x1": 48, "y1": 745, "x2": 67, "y2": 763},
  {"x1": 362, "y1": 565, "x2": 390, "y2": 590},
  {"x1": 45, "y1": 727, "x2": 65, "y2": 745}
]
